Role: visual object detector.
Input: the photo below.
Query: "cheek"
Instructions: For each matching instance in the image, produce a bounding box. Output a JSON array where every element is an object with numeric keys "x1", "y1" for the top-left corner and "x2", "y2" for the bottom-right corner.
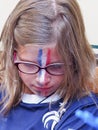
[
  {"x1": 18, "y1": 71, "x2": 31, "y2": 85},
  {"x1": 55, "y1": 76, "x2": 64, "y2": 83},
  {"x1": 48, "y1": 76, "x2": 64, "y2": 95}
]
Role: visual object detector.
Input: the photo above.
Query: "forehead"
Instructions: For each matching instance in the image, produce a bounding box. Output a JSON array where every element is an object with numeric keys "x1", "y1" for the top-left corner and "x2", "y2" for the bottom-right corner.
[{"x1": 17, "y1": 44, "x2": 62, "y2": 61}]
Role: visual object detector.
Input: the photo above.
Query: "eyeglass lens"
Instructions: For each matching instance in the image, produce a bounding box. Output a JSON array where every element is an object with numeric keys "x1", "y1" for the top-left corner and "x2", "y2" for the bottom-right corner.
[{"x1": 15, "y1": 62, "x2": 65, "y2": 75}]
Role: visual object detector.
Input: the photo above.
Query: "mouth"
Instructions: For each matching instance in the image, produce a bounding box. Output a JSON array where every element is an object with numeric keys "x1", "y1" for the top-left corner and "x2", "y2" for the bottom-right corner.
[
  {"x1": 29, "y1": 84, "x2": 54, "y2": 94},
  {"x1": 29, "y1": 85, "x2": 56, "y2": 96},
  {"x1": 32, "y1": 85, "x2": 52, "y2": 91}
]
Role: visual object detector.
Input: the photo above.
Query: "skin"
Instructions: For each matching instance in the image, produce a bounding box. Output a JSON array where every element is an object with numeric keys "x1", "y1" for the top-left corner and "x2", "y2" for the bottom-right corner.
[{"x1": 15, "y1": 44, "x2": 64, "y2": 97}]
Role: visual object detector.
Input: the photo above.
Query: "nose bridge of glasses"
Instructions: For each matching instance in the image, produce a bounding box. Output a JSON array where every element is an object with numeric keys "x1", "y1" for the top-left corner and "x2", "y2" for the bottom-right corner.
[
  {"x1": 38, "y1": 64, "x2": 60, "y2": 75},
  {"x1": 38, "y1": 65, "x2": 49, "y2": 73}
]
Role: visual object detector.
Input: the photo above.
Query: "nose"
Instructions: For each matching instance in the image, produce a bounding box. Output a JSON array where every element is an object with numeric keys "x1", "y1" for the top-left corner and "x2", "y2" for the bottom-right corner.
[{"x1": 35, "y1": 70, "x2": 51, "y2": 86}]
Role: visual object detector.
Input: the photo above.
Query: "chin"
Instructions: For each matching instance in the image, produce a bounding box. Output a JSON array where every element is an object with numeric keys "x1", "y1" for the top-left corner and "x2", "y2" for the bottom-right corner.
[{"x1": 40, "y1": 90, "x2": 55, "y2": 97}]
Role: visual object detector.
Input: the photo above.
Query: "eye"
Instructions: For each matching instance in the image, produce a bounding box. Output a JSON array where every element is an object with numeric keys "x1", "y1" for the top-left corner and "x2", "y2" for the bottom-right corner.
[
  {"x1": 21, "y1": 63, "x2": 34, "y2": 68},
  {"x1": 47, "y1": 63, "x2": 65, "y2": 72},
  {"x1": 18, "y1": 63, "x2": 38, "y2": 72}
]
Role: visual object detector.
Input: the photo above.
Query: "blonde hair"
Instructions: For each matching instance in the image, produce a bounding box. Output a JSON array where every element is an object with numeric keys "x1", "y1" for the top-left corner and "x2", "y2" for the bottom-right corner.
[{"x1": 0, "y1": 0, "x2": 96, "y2": 114}]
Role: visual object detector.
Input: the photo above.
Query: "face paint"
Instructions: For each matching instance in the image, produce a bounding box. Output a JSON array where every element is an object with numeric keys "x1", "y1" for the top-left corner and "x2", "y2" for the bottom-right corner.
[
  {"x1": 37, "y1": 49, "x2": 51, "y2": 85},
  {"x1": 37, "y1": 49, "x2": 46, "y2": 84},
  {"x1": 37, "y1": 49, "x2": 43, "y2": 66},
  {"x1": 46, "y1": 49, "x2": 51, "y2": 65}
]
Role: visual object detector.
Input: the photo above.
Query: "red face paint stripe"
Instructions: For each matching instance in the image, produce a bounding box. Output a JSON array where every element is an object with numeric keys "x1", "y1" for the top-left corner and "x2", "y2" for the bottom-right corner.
[{"x1": 46, "y1": 49, "x2": 51, "y2": 65}]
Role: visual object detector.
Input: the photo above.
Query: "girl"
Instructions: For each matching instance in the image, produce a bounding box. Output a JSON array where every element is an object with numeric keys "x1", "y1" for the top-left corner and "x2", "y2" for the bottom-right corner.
[{"x1": 0, "y1": 0, "x2": 98, "y2": 130}]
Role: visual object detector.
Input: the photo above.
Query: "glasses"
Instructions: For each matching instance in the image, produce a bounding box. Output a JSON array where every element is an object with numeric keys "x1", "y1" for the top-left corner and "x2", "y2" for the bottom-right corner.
[{"x1": 14, "y1": 61, "x2": 65, "y2": 76}]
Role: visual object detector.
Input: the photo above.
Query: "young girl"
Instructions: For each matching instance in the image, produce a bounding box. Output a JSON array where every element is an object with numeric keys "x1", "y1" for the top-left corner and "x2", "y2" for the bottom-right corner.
[{"x1": 0, "y1": 0, "x2": 98, "y2": 130}]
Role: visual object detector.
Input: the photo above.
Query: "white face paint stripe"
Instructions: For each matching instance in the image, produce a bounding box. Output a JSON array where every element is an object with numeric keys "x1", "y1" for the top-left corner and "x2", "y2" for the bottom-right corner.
[
  {"x1": 39, "y1": 70, "x2": 46, "y2": 83},
  {"x1": 39, "y1": 55, "x2": 47, "y2": 83},
  {"x1": 42, "y1": 55, "x2": 47, "y2": 66},
  {"x1": 38, "y1": 49, "x2": 47, "y2": 84}
]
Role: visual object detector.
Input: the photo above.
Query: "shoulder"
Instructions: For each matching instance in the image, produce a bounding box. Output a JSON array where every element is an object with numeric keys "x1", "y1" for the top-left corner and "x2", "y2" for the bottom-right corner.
[
  {"x1": 68, "y1": 93, "x2": 98, "y2": 115},
  {"x1": 61, "y1": 93, "x2": 98, "y2": 114},
  {"x1": 76, "y1": 92, "x2": 98, "y2": 107},
  {"x1": 55, "y1": 93, "x2": 98, "y2": 130}
]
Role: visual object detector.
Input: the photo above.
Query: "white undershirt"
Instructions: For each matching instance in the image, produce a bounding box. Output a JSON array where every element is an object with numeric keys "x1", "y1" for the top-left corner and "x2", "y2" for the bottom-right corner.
[{"x1": 21, "y1": 93, "x2": 60, "y2": 104}]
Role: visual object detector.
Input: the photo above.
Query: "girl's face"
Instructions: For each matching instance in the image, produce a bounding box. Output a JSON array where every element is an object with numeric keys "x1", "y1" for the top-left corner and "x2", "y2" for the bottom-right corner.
[{"x1": 14, "y1": 44, "x2": 64, "y2": 96}]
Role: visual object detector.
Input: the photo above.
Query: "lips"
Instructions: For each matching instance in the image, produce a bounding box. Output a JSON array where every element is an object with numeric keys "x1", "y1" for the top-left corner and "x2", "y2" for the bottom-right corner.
[
  {"x1": 29, "y1": 84, "x2": 56, "y2": 96},
  {"x1": 31, "y1": 85, "x2": 52, "y2": 91}
]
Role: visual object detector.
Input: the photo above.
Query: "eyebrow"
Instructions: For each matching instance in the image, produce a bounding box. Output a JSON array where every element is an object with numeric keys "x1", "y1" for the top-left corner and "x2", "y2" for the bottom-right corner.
[{"x1": 16, "y1": 55, "x2": 37, "y2": 63}]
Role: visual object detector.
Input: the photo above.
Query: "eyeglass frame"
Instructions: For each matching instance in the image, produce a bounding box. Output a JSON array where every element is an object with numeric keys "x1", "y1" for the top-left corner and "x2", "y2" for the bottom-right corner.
[{"x1": 14, "y1": 61, "x2": 65, "y2": 76}]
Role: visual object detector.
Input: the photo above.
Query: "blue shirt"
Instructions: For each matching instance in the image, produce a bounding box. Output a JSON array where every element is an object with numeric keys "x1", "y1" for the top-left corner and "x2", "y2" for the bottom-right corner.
[{"x1": 0, "y1": 93, "x2": 98, "y2": 130}]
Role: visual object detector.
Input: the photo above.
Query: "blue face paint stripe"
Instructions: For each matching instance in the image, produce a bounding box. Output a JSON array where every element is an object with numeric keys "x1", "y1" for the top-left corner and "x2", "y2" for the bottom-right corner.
[{"x1": 38, "y1": 49, "x2": 43, "y2": 66}]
